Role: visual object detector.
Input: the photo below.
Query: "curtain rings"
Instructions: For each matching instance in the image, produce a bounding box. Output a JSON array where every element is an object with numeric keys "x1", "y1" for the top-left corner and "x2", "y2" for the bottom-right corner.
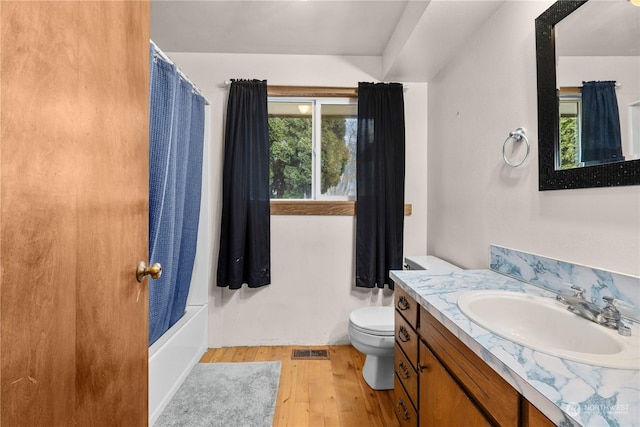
[{"x1": 502, "y1": 127, "x2": 530, "y2": 167}]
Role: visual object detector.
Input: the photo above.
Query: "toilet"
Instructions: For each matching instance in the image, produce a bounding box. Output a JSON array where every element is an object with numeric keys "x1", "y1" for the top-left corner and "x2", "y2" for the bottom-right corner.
[
  {"x1": 348, "y1": 306, "x2": 395, "y2": 390},
  {"x1": 349, "y1": 256, "x2": 462, "y2": 390}
]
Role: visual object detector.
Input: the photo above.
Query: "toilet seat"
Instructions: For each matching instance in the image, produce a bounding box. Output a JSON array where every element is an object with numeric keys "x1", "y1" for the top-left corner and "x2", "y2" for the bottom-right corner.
[{"x1": 349, "y1": 307, "x2": 394, "y2": 336}]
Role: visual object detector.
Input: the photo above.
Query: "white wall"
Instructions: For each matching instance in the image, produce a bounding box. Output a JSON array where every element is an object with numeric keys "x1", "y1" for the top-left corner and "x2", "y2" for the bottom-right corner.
[
  {"x1": 427, "y1": 1, "x2": 640, "y2": 276},
  {"x1": 167, "y1": 53, "x2": 428, "y2": 347}
]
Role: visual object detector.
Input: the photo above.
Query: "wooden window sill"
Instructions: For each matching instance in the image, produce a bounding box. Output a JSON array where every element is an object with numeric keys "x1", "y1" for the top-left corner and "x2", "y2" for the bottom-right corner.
[{"x1": 270, "y1": 200, "x2": 412, "y2": 216}]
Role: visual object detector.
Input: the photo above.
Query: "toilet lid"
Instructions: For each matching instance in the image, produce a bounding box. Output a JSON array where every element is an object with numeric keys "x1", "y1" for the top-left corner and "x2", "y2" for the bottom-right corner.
[{"x1": 349, "y1": 307, "x2": 394, "y2": 335}]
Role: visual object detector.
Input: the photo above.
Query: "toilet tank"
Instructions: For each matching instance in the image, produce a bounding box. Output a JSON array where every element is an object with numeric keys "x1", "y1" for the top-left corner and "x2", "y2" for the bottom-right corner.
[{"x1": 404, "y1": 255, "x2": 462, "y2": 272}]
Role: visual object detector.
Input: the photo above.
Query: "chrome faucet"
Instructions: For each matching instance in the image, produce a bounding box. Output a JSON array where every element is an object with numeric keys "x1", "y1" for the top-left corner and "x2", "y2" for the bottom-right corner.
[
  {"x1": 556, "y1": 285, "x2": 603, "y2": 323},
  {"x1": 556, "y1": 285, "x2": 631, "y2": 336}
]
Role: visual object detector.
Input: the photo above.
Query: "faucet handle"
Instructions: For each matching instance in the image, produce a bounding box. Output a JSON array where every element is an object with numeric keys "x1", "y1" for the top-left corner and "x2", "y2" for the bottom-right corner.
[
  {"x1": 604, "y1": 297, "x2": 635, "y2": 310},
  {"x1": 601, "y1": 296, "x2": 633, "y2": 336},
  {"x1": 602, "y1": 296, "x2": 636, "y2": 310},
  {"x1": 570, "y1": 285, "x2": 586, "y2": 298},
  {"x1": 602, "y1": 296, "x2": 619, "y2": 315}
]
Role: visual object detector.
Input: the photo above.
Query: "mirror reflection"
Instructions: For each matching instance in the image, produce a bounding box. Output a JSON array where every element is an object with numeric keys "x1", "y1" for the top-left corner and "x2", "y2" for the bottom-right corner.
[{"x1": 554, "y1": 0, "x2": 640, "y2": 170}]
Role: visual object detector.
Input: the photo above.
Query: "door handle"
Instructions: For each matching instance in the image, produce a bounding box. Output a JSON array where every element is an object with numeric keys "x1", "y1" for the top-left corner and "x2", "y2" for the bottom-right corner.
[{"x1": 136, "y1": 261, "x2": 162, "y2": 282}]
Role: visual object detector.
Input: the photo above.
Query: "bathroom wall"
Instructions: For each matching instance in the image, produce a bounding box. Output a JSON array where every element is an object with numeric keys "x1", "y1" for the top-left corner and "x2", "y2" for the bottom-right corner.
[
  {"x1": 166, "y1": 53, "x2": 429, "y2": 347},
  {"x1": 427, "y1": 1, "x2": 640, "y2": 276}
]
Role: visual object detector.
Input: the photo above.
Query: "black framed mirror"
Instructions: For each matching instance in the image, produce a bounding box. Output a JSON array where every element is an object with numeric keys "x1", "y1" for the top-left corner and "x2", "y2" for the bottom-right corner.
[{"x1": 536, "y1": 0, "x2": 640, "y2": 190}]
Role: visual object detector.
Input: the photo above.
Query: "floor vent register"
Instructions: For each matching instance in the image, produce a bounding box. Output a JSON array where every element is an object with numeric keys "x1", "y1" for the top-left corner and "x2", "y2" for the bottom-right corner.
[{"x1": 291, "y1": 349, "x2": 330, "y2": 360}]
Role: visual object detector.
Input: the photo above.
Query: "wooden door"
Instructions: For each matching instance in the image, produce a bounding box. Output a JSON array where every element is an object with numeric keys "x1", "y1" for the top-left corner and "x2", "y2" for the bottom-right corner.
[
  {"x1": 418, "y1": 341, "x2": 492, "y2": 427},
  {"x1": 1, "y1": 1, "x2": 150, "y2": 426}
]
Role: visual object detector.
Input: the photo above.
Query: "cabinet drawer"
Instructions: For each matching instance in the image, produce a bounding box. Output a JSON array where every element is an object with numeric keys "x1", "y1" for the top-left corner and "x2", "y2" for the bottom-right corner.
[
  {"x1": 395, "y1": 286, "x2": 418, "y2": 328},
  {"x1": 395, "y1": 310, "x2": 418, "y2": 369},
  {"x1": 394, "y1": 344, "x2": 418, "y2": 408},
  {"x1": 419, "y1": 307, "x2": 519, "y2": 427},
  {"x1": 393, "y1": 375, "x2": 418, "y2": 427}
]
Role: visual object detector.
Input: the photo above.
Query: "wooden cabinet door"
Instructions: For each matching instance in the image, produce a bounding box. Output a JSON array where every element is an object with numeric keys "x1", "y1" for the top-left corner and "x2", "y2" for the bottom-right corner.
[
  {"x1": 1, "y1": 1, "x2": 150, "y2": 426},
  {"x1": 523, "y1": 401, "x2": 556, "y2": 427},
  {"x1": 419, "y1": 341, "x2": 492, "y2": 427}
]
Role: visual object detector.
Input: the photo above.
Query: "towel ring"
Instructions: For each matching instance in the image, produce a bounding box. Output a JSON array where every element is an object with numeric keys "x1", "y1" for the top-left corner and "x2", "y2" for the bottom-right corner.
[{"x1": 502, "y1": 127, "x2": 530, "y2": 168}]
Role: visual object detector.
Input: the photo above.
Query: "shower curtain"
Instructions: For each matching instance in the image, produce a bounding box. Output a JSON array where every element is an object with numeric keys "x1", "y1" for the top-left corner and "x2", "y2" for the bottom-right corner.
[{"x1": 148, "y1": 44, "x2": 205, "y2": 346}]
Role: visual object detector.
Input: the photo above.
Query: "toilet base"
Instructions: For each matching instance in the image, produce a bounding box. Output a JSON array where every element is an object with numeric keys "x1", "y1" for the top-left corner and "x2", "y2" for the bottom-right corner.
[{"x1": 362, "y1": 353, "x2": 394, "y2": 390}]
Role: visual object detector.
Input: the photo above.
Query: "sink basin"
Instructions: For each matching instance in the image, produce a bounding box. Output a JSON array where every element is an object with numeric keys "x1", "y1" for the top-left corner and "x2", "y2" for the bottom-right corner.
[{"x1": 457, "y1": 290, "x2": 640, "y2": 369}]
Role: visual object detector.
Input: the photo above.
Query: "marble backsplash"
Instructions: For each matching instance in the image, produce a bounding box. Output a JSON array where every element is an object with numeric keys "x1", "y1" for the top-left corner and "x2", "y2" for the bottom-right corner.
[{"x1": 490, "y1": 245, "x2": 640, "y2": 322}]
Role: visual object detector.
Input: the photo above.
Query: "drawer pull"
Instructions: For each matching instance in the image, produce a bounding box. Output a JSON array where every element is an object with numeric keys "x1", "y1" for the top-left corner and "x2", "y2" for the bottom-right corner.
[
  {"x1": 397, "y1": 360, "x2": 411, "y2": 379},
  {"x1": 417, "y1": 362, "x2": 429, "y2": 373},
  {"x1": 397, "y1": 295, "x2": 410, "y2": 311},
  {"x1": 396, "y1": 398, "x2": 411, "y2": 421},
  {"x1": 398, "y1": 326, "x2": 411, "y2": 343}
]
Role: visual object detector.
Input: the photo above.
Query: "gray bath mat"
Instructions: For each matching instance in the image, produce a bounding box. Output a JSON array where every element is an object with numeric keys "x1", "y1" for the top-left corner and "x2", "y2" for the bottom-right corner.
[{"x1": 154, "y1": 361, "x2": 281, "y2": 427}]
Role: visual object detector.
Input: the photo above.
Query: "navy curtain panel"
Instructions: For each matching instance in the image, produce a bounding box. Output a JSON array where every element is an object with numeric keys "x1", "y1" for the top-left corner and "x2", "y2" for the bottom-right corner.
[
  {"x1": 148, "y1": 46, "x2": 205, "y2": 346},
  {"x1": 581, "y1": 81, "x2": 623, "y2": 164},
  {"x1": 217, "y1": 80, "x2": 271, "y2": 289},
  {"x1": 355, "y1": 82, "x2": 405, "y2": 290}
]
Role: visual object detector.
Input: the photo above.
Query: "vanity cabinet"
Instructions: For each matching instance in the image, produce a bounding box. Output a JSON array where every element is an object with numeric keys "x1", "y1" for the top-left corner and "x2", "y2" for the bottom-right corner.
[{"x1": 394, "y1": 289, "x2": 556, "y2": 427}]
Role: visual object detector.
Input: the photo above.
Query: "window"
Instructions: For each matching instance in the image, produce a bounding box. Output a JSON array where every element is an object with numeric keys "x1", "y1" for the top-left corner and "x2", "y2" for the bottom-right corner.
[
  {"x1": 558, "y1": 94, "x2": 582, "y2": 170},
  {"x1": 268, "y1": 98, "x2": 357, "y2": 200}
]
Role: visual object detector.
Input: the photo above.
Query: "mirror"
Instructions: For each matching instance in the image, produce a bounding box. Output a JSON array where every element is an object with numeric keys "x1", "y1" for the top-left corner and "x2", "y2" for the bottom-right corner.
[{"x1": 536, "y1": 0, "x2": 640, "y2": 190}]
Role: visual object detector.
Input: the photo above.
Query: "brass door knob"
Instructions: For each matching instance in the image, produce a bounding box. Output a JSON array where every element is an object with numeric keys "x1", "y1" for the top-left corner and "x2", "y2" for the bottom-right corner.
[{"x1": 136, "y1": 261, "x2": 162, "y2": 282}]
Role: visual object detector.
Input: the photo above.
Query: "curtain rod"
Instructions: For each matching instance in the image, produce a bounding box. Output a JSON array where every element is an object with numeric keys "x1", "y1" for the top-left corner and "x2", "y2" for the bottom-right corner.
[
  {"x1": 222, "y1": 80, "x2": 409, "y2": 93},
  {"x1": 559, "y1": 82, "x2": 622, "y2": 94},
  {"x1": 151, "y1": 40, "x2": 210, "y2": 105}
]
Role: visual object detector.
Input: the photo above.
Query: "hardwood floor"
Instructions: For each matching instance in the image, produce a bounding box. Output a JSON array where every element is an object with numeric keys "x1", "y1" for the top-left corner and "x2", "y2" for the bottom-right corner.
[{"x1": 200, "y1": 345, "x2": 401, "y2": 427}]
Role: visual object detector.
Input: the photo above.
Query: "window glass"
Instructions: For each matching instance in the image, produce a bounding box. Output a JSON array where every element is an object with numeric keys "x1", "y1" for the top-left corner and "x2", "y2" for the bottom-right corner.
[
  {"x1": 319, "y1": 103, "x2": 357, "y2": 199},
  {"x1": 559, "y1": 95, "x2": 582, "y2": 170},
  {"x1": 268, "y1": 98, "x2": 357, "y2": 200},
  {"x1": 268, "y1": 101, "x2": 313, "y2": 199}
]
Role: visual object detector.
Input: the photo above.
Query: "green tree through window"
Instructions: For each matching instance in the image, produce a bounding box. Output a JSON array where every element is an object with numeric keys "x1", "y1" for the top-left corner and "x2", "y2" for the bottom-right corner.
[
  {"x1": 560, "y1": 116, "x2": 578, "y2": 169},
  {"x1": 321, "y1": 118, "x2": 350, "y2": 193},
  {"x1": 268, "y1": 99, "x2": 356, "y2": 199},
  {"x1": 558, "y1": 96, "x2": 581, "y2": 170},
  {"x1": 268, "y1": 116, "x2": 312, "y2": 198}
]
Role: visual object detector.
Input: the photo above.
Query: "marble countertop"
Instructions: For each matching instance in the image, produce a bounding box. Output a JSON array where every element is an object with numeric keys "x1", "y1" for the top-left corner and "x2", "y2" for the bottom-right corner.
[{"x1": 390, "y1": 269, "x2": 640, "y2": 427}]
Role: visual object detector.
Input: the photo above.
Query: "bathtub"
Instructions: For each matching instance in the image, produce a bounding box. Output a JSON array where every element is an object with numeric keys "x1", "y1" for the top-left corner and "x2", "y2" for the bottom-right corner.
[{"x1": 149, "y1": 303, "x2": 208, "y2": 424}]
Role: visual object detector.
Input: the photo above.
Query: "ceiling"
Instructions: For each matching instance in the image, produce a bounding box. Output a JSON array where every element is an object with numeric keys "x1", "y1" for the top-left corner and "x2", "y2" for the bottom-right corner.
[
  {"x1": 151, "y1": 0, "x2": 409, "y2": 56},
  {"x1": 150, "y1": 0, "x2": 506, "y2": 82}
]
